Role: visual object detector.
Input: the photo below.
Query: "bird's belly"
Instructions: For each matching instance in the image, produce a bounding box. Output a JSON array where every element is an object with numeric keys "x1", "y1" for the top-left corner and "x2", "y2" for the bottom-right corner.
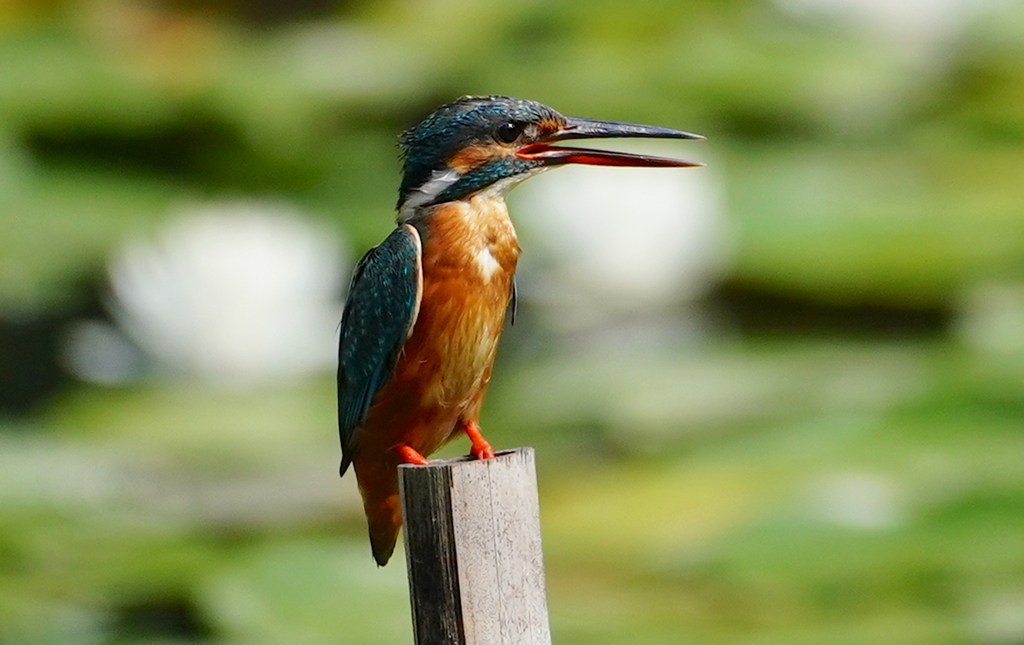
[
  {"x1": 416, "y1": 280, "x2": 505, "y2": 407},
  {"x1": 364, "y1": 271, "x2": 511, "y2": 457}
]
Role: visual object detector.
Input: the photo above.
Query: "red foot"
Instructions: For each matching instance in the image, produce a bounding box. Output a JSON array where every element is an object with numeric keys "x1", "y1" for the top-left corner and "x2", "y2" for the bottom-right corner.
[
  {"x1": 463, "y1": 421, "x2": 495, "y2": 460},
  {"x1": 395, "y1": 445, "x2": 429, "y2": 465}
]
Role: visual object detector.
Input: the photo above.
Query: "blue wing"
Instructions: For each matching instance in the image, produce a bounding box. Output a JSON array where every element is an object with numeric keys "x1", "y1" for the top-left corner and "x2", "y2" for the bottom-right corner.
[{"x1": 338, "y1": 224, "x2": 422, "y2": 476}]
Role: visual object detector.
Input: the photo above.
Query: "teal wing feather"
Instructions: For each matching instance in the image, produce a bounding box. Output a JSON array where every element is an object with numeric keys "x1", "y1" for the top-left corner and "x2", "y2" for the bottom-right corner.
[{"x1": 337, "y1": 225, "x2": 422, "y2": 476}]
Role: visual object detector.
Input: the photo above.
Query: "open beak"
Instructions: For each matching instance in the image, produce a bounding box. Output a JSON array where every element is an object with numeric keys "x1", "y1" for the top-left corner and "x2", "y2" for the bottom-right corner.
[{"x1": 517, "y1": 116, "x2": 704, "y2": 168}]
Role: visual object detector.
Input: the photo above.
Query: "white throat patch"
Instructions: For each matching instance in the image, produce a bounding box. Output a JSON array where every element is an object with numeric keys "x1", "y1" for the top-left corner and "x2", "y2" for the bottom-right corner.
[
  {"x1": 398, "y1": 166, "x2": 551, "y2": 222},
  {"x1": 398, "y1": 168, "x2": 460, "y2": 222}
]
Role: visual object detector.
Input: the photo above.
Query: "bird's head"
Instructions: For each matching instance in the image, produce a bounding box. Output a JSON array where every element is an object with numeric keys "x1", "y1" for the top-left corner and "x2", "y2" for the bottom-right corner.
[{"x1": 396, "y1": 95, "x2": 703, "y2": 219}]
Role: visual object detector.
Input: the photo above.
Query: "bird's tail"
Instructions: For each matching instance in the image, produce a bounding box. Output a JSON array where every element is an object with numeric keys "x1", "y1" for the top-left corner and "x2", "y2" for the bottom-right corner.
[{"x1": 353, "y1": 460, "x2": 402, "y2": 566}]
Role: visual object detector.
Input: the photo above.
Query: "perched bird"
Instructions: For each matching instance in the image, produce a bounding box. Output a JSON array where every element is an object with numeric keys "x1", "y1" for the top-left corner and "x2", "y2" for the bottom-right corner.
[{"x1": 338, "y1": 96, "x2": 702, "y2": 565}]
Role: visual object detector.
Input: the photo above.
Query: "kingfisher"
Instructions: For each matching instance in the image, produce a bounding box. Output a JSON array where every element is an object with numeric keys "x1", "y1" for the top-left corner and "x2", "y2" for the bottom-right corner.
[{"x1": 338, "y1": 95, "x2": 702, "y2": 565}]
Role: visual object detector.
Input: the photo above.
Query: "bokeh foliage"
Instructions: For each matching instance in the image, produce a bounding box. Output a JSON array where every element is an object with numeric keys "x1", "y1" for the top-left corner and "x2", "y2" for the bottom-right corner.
[{"x1": 2, "y1": 0, "x2": 1024, "y2": 644}]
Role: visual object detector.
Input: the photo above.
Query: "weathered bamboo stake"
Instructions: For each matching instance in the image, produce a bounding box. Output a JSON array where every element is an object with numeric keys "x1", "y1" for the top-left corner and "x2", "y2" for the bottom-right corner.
[{"x1": 398, "y1": 447, "x2": 552, "y2": 645}]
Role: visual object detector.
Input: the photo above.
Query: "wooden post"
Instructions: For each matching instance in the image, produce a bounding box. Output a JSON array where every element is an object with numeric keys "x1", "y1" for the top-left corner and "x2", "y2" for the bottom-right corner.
[{"x1": 398, "y1": 447, "x2": 551, "y2": 645}]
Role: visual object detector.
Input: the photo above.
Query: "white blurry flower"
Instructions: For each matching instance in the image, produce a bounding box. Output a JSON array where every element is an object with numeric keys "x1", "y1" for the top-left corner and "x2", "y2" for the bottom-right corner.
[
  {"x1": 108, "y1": 201, "x2": 346, "y2": 385},
  {"x1": 512, "y1": 140, "x2": 728, "y2": 333}
]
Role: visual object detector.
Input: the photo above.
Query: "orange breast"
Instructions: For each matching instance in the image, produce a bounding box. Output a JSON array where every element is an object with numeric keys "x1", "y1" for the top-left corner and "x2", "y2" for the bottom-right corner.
[{"x1": 355, "y1": 194, "x2": 520, "y2": 459}]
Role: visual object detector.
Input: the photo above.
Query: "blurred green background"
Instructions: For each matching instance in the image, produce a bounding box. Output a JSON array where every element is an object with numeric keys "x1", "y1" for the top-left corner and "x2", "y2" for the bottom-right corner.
[{"x1": 3, "y1": 0, "x2": 1024, "y2": 643}]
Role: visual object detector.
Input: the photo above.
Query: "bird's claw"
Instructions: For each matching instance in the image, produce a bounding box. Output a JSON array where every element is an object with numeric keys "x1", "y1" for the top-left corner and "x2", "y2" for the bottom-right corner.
[
  {"x1": 463, "y1": 421, "x2": 495, "y2": 460},
  {"x1": 395, "y1": 445, "x2": 429, "y2": 465},
  {"x1": 471, "y1": 439, "x2": 495, "y2": 460}
]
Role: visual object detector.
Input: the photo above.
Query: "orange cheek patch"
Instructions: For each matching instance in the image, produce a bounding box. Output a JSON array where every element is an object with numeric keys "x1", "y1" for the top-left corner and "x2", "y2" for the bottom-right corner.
[{"x1": 447, "y1": 142, "x2": 508, "y2": 173}]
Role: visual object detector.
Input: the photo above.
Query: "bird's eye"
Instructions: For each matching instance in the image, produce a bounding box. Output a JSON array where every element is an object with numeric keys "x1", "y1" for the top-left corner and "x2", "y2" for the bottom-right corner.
[{"x1": 495, "y1": 122, "x2": 523, "y2": 144}]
